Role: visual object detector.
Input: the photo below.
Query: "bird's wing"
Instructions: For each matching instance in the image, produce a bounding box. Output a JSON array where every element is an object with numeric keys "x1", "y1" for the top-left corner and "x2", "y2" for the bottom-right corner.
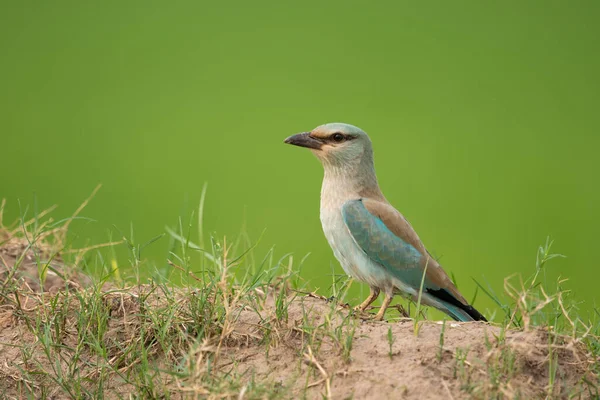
[{"x1": 341, "y1": 198, "x2": 468, "y2": 305}]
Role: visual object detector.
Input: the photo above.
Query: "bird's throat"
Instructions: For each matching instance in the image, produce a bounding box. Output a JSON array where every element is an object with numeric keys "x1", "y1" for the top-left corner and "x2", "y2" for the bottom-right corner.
[{"x1": 321, "y1": 165, "x2": 383, "y2": 206}]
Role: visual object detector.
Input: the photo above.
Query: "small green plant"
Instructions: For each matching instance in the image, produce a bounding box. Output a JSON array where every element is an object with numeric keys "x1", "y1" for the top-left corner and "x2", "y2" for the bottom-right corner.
[
  {"x1": 387, "y1": 326, "x2": 395, "y2": 359},
  {"x1": 436, "y1": 320, "x2": 446, "y2": 362},
  {"x1": 453, "y1": 347, "x2": 471, "y2": 382},
  {"x1": 338, "y1": 315, "x2": 357, "y2": 363}
]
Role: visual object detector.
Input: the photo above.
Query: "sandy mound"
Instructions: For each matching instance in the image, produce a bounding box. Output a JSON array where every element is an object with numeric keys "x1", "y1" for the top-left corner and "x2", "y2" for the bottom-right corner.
[
  {"x1": 0, "y1": 228, "x2": 597, "y2": 399},
  {"x1": 223, "y1": 293, "x2": 593, "y2": 399}
]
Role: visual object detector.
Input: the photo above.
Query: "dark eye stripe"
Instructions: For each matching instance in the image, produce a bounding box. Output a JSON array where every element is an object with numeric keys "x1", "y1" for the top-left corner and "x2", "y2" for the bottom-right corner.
[
  {"x1": 331, "y1": 133, "x2": 345, "y2": 142},
  {"x1": 325, "y1": 133, "x2": 358, "y2": 143}
]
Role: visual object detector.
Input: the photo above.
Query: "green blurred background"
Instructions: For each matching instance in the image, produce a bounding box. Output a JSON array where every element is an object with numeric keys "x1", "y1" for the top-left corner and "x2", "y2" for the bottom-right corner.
[{"x1": 1, "y1": 1, "x2": 599, "y2": 318}]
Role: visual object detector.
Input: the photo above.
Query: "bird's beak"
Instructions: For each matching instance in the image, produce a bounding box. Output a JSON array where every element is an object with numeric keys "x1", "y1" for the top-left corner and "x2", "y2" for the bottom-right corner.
[{"x1": 284, "y1": 132, "x2": 323, "y2": 150}]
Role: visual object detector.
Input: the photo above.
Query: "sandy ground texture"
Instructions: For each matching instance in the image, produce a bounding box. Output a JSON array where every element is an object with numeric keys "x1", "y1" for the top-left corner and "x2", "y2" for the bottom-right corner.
[
  {"x1": 0, "y1": 229, "x2": 597, "y2": 399},
  {"x1": 225, "y1": 294, "x2": 593, "y2": 399}
]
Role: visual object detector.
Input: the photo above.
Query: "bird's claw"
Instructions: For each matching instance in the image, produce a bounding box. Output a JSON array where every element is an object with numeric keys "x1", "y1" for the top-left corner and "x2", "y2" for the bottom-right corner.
[{"x1": 351, "y1": 307, "x2": 375, "y2": 321}]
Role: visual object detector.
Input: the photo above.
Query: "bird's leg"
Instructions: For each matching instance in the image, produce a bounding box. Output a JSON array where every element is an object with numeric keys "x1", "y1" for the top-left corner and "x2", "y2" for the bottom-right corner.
[
  {"x1": 374, "y1": 294, "x2": 393, "y2": 321},
  {"x1": 354, "y1": 287, "x2": 380, "y2": 312}
]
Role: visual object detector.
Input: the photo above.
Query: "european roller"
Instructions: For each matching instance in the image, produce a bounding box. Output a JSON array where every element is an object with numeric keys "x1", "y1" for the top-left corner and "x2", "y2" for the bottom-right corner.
[{"x1": 284, "y1": 123, "x2": 486, "y2": 322}]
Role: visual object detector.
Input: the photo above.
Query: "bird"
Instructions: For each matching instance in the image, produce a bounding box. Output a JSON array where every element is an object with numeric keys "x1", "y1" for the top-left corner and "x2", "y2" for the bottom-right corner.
[{"x1": 284, "y1": 123, "x2": 487, "y2": 322}]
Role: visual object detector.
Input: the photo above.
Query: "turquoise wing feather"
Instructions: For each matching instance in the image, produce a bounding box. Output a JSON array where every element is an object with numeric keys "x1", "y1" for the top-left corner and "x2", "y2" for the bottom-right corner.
[{"x1": 341, "y1": 199, "x2": 432, "y2": 290}]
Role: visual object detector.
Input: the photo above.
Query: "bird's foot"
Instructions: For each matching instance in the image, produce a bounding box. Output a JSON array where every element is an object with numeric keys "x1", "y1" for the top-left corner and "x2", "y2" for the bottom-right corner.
[
  {"x1": 351, "y1": 306, "x2": 368, "y2": 318},
  {"x1": 352, "y1": 304, "x2": 366, "y2": 313},
  {"x1": 351, "y1": 307, "x2": 384, "y2": 321},
  {"x1": 373, "y1": 312, "x2": 386, "y2": 322}
]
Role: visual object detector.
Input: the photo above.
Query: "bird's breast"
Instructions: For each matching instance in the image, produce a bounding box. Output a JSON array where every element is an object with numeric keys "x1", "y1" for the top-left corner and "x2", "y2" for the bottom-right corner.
[
  {"x1": 319, "y1": 201, "x2": 395, "y2": 291},
  {"x1": 320, "y1": 205, "x2": 354, "y2": 275}
]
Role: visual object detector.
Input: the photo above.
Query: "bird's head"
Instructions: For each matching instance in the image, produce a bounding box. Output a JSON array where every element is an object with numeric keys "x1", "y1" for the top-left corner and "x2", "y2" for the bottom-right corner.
[{"x1": 284, "y1": 123, "x2": 373, "y2": 169}]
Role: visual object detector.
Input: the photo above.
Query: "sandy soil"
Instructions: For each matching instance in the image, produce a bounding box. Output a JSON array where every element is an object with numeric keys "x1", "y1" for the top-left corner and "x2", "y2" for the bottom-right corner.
[
  {"x1": 225, "y1": 293, "x2": 592, "y2": 399},
  {"x1": 0, "y1": 232, "x2": 597, "y2": 399}
]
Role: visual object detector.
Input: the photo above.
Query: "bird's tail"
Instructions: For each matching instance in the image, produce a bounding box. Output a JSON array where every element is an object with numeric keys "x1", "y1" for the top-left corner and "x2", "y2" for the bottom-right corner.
[
  {"x1": 426, "y1": 288, "x2": 488, "y2": 322},
  {"x1": 442, "y1": 303, "x2": 487, "y2": 322}
]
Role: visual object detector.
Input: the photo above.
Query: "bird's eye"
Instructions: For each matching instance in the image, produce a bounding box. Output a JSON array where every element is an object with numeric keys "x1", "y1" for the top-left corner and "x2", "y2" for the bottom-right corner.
[{"x1": 332, "y1": 133, "x2": 345, "y2": 142}]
